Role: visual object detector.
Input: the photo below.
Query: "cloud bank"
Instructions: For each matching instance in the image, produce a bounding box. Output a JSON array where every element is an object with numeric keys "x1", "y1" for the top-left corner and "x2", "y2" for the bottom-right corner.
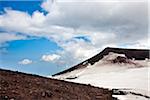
[{"x1": 0, "y1": 0, "x2": 148, "y2": 66}]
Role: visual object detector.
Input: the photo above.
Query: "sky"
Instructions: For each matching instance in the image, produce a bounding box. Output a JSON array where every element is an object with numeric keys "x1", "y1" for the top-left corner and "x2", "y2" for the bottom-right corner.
[{"x1": 0, "y1": 0, "x2": 149, "y2": 76}]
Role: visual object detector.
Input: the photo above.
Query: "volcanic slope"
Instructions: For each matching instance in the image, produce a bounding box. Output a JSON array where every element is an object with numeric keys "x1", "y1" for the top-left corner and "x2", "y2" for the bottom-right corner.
[
  {"x1": 53, "y1": 47, "x2": 150, "y2": 100},
  {"x1": 0, "y1": 69, "x2": 113, "y2": 100}
]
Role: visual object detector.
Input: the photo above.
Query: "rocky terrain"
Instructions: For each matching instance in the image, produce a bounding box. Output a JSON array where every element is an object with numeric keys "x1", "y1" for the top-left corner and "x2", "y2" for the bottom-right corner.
[{"x1": 0, "y1": 69, "x2": 113, "y2": 100}]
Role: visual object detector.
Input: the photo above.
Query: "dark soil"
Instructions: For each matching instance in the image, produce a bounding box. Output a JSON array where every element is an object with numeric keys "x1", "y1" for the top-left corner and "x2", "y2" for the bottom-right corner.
[{"x1": 0, "y1": 69, "x2": 113, "y2": 100}]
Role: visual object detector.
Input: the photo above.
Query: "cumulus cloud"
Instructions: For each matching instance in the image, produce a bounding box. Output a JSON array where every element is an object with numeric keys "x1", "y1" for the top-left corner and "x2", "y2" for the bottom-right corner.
[
  {"x1": 0, "y1": 0, "x2": 148, "y2": 66},
  {"x1": 0, "y1": 1, "x2": 147, "y2": 43},
  {"x1": 41, "y1": 0, "x2": 55, "y2": 12},
  {"x1": 41, "y1": 54, "x2": 60, "y2": 62},
  {"x1": 19, "y1": 59, "x2": 33, "y2": 65}
]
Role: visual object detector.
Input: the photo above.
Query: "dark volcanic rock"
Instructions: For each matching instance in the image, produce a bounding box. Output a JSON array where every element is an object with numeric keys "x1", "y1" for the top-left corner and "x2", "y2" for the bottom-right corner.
[
  {"x1": 112, "y1": 56, "x2": 129, "y2": 63},
  {"x1": 0, "y1": 69, "x2": 112, "y2": 100}
]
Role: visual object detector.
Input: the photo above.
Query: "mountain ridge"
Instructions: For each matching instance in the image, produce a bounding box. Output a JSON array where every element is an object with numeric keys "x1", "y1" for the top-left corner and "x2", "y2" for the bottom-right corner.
[{"x1": 52, "y1": 47, "x2": 149, "y2": 76}]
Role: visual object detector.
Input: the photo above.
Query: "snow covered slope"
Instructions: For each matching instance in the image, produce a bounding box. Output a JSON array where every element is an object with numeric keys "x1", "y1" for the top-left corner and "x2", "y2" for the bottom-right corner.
[{"x1": 54, "y1": 52, "x2": 150, "y2": 100}]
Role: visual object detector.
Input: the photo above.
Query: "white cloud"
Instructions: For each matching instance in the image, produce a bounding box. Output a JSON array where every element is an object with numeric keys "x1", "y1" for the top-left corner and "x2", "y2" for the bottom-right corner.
[
  {"x1": 122, "y1": 38, "x2": 150, "y2": 49},
  {"x1": 61, "y1": 39, "x2": 96, "y2": 60},
  {"x1": 0, "y1": 1, "x2": 147, "y2": 42},
  {"x1": 0, "y1": 1, "x2": 147, "y2": 43},
  {"x1": 19, "y1": 59, "x2": 33, "y2": 65},
  {"x1": 41, "y1": 0, "x2": 55, "y2": 12},
  {"x1": 41, "y1": 54, "x2": 60, "y2": 62},
  {"x1": 0, "y1": 9, "x2": 31, "y2": 32},
  {"x1": 0, "y1": 32, "x2": 26, "y2": 44}
]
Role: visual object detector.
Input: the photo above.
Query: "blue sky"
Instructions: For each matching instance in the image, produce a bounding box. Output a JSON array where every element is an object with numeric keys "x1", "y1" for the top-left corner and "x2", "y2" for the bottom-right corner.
[
  {"x1": 0, "y1": 36, "x2": 65, "y2": 76},
  {"x1": 0, "y1": 0, "x2": 65, "y2": 76},
  {"x1": 0, "y1": 0, "x2": 148, "y2": 76},
  {"x1": 0, "y1": 0, "x2": 46, "y2": 15}
]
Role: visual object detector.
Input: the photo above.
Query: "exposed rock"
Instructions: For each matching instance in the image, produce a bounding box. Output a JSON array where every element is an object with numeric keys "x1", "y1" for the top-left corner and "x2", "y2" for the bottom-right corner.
[{"x1": 113, "y1": 56, "x2": 128, "y2": 63}]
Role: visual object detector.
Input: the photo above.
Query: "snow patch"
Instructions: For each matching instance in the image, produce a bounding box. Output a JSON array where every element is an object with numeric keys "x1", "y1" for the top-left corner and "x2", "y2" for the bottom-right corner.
[{"x1": 53, "y1": 52, "x2": 150, "y2": 100}]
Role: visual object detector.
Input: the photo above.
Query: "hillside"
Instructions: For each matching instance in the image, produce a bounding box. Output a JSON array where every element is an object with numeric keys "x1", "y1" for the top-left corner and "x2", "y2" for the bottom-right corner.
[{"x1": 0, "y1": 69, "x2": 113, "y2": 100}]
